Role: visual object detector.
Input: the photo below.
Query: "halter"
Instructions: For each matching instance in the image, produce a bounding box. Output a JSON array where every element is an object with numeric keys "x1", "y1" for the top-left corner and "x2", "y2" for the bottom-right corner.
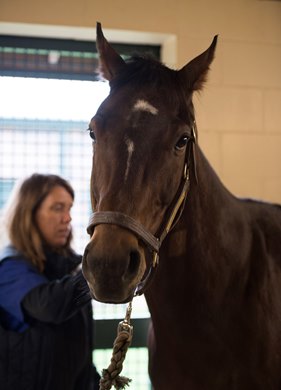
[{"x1": 87, "y1": 124, "x2": 197, "y2": 296}]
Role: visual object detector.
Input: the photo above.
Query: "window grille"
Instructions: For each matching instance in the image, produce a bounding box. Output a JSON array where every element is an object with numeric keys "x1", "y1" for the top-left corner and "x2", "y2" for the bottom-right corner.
[
  {"x1": 0, "y1": 35, "x2": 159, "y2": 389},
  {"x1": 0, "y1": 35, "x2": 160, "y2": 80}
]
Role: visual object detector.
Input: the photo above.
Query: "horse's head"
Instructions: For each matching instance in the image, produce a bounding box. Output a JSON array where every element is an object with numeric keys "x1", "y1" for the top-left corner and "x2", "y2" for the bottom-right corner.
[{"x1": 82, "y1": 23, "x2": 217, "y2": 303}]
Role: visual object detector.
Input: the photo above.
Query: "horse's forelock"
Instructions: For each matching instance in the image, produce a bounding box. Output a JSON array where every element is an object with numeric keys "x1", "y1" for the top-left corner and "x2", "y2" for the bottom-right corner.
[{"x1": 109, "y1": 56, "x2": 190, "y2": 116}]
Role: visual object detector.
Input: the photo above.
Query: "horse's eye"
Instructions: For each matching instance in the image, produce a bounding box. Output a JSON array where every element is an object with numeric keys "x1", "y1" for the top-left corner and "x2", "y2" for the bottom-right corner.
[
  {"x1": 175, "y1": 135, "x2": 188, "y2": 151},
  {"x1": 88, "y1": 127, "x2": 96, "y2": 142}
]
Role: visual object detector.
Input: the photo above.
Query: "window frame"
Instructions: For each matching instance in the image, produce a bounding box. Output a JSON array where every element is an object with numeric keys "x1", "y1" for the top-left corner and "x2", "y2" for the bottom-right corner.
[{"x1": 0, "y1": 22, "x2": 177, "y2": 67}]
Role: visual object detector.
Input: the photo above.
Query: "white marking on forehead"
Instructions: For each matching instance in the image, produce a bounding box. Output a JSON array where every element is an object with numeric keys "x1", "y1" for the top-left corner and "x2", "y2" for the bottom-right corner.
[
  {"x1": 133, "y1": 99, "x2": 158, "y2": 115},
  {"x1": 124, "y1": 137, "x2": 135, "y2": 182}
]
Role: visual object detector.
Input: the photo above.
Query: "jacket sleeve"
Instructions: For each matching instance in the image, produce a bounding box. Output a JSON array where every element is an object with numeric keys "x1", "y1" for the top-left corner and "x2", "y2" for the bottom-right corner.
[
  {"x1": 0, "y1": 258, "x2": 48, "y2": 331},
  {"x1": 22, "y1": 271, "x2": 91, "y2": 324}
]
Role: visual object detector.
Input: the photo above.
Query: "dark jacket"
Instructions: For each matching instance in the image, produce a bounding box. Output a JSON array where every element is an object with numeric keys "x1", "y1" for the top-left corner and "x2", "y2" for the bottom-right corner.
[{"x1": 0, "y1": 245, "x2": 100, "y2": 390}]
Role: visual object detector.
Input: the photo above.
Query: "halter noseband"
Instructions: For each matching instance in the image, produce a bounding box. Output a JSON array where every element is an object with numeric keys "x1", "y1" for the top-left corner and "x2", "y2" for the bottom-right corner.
[{"x1": 87, "y1": 124, "x2": 197, "y2": 296}]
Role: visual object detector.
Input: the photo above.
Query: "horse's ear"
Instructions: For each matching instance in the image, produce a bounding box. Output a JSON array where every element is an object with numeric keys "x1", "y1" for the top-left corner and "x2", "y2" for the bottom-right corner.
[
  {"x1": 96, "y1": 22, "x2": 126, "y2": 81},
  {"x1": 179, "y1": 35, "x2": 218, "y2": 91}
]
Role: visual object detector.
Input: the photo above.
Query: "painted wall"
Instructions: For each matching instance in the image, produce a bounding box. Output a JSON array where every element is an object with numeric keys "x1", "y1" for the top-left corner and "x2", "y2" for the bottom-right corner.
[{"x1": 1, "y1": 0, "x2": 281, "y2": 202}]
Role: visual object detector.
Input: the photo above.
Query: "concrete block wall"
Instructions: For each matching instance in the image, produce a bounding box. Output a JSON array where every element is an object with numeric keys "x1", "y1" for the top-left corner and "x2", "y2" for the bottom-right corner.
[{"x1": 191, "y1": 1, "x2": 281, "y2": 203}]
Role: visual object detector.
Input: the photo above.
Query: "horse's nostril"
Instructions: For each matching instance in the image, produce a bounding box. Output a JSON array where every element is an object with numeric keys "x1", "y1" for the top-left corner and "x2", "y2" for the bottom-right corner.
[
  {"x1": 127, "y1": 250, "x2": 141, "y2": 276},
  {"x1": 87, "y1": 225, "x2": 94, "y2": 237}
]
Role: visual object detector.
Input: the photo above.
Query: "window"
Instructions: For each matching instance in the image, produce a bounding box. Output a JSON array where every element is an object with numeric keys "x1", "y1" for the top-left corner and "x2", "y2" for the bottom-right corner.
[
  {"x1": 0, "y1": 33, "x2": 160, "y2": 389},
  {"x1": 0, "y1": 178, "x2": 15, "y2": 209}
]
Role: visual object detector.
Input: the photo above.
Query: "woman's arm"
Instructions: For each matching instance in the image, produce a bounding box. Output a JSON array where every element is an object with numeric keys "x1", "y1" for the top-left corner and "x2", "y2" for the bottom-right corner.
[{"x1": 22, "y1": 271, "x2": 91, "y2": 324}]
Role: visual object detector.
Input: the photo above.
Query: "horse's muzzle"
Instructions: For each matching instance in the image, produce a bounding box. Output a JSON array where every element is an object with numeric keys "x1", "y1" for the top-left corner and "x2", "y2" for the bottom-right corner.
[{"x1": 82, "y1": 224, "x2": 147, "y2": 303}]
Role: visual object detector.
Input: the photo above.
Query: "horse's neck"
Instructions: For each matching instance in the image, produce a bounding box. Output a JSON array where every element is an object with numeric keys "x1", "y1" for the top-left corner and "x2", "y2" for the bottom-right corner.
[
  {"x1": 185, "y1": 146, "x2": 241, "y2": 241},
  {"x1": 146, "y1": 148, "x2": 242, "y2": 322}
]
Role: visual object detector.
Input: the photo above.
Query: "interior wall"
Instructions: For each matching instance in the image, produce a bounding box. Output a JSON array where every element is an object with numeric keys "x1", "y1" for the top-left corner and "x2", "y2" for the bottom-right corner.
[{"x1": 1, "y1": 0, "x2": 281, "y2": 202}]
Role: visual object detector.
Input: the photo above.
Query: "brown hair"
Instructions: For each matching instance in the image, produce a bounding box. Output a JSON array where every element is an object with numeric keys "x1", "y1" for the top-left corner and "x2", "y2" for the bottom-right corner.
[{"x1": 6, "y1": 173, "x2": 75, "y2": 272}]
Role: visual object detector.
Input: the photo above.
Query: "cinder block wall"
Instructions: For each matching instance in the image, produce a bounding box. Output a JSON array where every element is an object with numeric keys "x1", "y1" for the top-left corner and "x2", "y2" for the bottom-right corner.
[
  {"x1": 1, "y1": 0, "x2": 280, "y2": 202},
  {"x1": 193, "y1": 1, "x2": 281, "y2": 203}
]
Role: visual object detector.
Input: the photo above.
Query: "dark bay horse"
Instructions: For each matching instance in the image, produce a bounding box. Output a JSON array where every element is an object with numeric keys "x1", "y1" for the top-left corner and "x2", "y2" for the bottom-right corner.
[{"x1": 82, "y1": 23, "x2": 281, "y2": 389}]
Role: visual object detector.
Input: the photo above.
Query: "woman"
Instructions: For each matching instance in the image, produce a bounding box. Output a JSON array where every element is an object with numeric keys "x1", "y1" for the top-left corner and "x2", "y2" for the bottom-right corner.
[{"x1": 0, "y1": 173, "x2": 100, "y2": 390}]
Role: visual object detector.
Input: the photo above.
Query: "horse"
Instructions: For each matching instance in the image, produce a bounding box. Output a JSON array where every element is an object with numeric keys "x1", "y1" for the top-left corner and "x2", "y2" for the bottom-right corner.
[{"x1": 82, "y1": 23, "x2": 281, "y2": 389}]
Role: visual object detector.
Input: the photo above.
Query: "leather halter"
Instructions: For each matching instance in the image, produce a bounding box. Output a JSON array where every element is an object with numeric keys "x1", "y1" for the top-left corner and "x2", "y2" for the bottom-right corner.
[{"x1": 87, "y1": 124, "x2": 197, "y2": 296}]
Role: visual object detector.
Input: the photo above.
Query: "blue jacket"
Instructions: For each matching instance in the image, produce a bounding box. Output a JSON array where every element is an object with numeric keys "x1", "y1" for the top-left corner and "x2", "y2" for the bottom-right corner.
[
  {"x1": 0, "y1": 244, "x2": 100, "y2": 390},
  {"x1": 0, "y1": 245, "x2": 47, "y2": 332}
]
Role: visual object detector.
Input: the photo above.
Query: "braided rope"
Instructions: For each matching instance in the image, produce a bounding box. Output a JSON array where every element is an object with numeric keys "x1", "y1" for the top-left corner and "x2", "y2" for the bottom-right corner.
[{"x1": 99, "y1": 302, "x2": 133, "y2": 390}]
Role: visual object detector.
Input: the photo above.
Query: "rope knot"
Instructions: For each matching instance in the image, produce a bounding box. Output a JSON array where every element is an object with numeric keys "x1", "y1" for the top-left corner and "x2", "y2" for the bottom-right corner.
[{"x1": 99, "y1": 302, "x2": 133, "y2": 390}]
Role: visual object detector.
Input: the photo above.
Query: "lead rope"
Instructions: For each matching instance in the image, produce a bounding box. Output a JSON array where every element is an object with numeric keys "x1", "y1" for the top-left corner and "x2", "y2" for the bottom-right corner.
[{"x1": 99, "y1": 301, "x2": 134, "y2": 390}]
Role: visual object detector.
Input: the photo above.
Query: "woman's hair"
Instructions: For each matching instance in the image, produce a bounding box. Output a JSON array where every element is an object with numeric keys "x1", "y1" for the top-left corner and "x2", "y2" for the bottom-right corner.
[{"x1": 5, "y1": 173, "x2": 75, "y2": 272}]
